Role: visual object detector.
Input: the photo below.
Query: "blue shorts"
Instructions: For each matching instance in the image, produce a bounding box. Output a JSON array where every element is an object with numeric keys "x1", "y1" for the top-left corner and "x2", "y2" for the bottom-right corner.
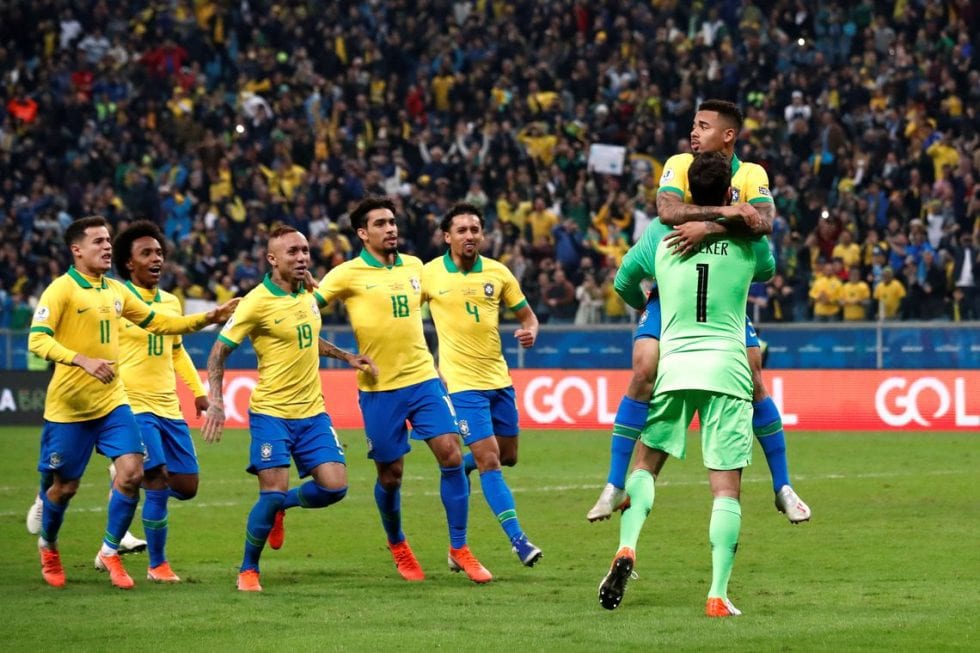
[
  {"x1": 248, "y1": 411, "x2": 345, "y2": 477},
  {"x1": 136, "y1": 413, "x2": 199, "y2": 475},
  {"x1": 358, "y1": 378, "x2": 459, "y2": 463},
  {"x1": 450, "y1": 387, "x2": 520, "y2": 446},
  {"x1": 634, "y1": 296, "x2": 760, "y2": 347},
  {"x1": 38, "y1": 404, "x2": 142, "y2": 481}
]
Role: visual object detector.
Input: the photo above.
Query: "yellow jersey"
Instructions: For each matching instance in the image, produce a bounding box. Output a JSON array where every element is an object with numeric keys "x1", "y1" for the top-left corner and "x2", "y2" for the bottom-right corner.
[
  {"x1": 28, "y1": 266, "x2": 210, "y2": 422},
  {"x1": 840, "y1": 280, "x2": 871, "y2": 321},
  {"x1": 218, "y1": 275, "x2": 325, "y2": 419},
  {"x1": 657, "y1": 153, "x2": 774, "y2": 207},
  {"x1": 118, "y1": 281, "x2": 206, "y2": 419},
  {"x1": 318, "y1": 250, "x2": 436, "y2": 392},
  {"x1": 422, "y1": 253, "x2": 528, "y2": 393},
  {"x1": 873, "y1": 279, "x2": 906, "y2": 319},
  {"x1": 809, "y1": 274, "x2": 843, "y2": 317}
]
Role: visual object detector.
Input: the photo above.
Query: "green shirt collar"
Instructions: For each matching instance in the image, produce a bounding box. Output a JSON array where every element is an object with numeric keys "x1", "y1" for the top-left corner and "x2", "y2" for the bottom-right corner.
[
  {"x1": 442, "y1": 250, "x2": 483, "y2": 274},
  {"x1": 359, "y1": 249, "x2": 403, "y2": 268},
  {"x1": 262, "y1": 273, "x2": 307, "y2": 297},
  {"x1": 67, "y1": 265, "x2": 108, "y2": 290},
  {"x1": 124, "y1": 280, "x2": 161, "y2": 304},
  {"x1": 731, "y1": 153, "x2": 741, "y2": 177}
]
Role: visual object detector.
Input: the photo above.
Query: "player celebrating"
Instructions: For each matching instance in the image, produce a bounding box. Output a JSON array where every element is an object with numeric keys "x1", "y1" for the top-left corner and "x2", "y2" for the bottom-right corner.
[
  {"x1": 318, "y1": 196, "x2": 492, "y2": 584},
  {"x1": 598, "y1": 152, "x2": 775, "y2": 616},
  {"x1": 588, "y1": 99, "x2": 810, "y2": 525},
  {"x1": 202, "y1": 226, "x2": 374, "y2": 592},
  {"x1": 110, "y1": 220, "x2": 210, "y2": 582},
  {"x1": 28, "y1": 216, "x2": 238, "y2": 589},
  {"x1": 422, "y1": 203, "x2": 542, "y2": 567}
]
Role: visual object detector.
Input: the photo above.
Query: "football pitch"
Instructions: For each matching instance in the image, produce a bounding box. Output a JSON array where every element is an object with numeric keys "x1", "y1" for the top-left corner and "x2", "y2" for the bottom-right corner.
[{"x1": 1, "y1": 427, "x2": 976, "y2": 651}]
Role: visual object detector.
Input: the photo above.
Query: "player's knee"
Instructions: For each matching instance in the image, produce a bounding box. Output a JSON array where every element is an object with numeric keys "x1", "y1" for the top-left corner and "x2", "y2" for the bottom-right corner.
[
  {"x1": 52, "y1": 482, "x2": 79, "y2": 503},
  {"x1": 499, "y1": 453, "x2": 517, "y2": 467},
  {"x1": 115, "y1": 466, "x2": 143, "y2": 491},
  {"x1": 308, "y1": 483, "x2": 347, "y2": 507},
  {"x1": 171, "y1": 480, "x2": 198, "y2": 501}
]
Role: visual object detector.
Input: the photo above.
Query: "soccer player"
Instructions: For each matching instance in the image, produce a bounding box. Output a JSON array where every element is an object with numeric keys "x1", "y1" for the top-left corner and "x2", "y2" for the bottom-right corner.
[
  {"x1": 598, "y1": 152, "x2": 775, "y2": 616},
  {"x1": 317, "y1": 196, "x2": 492, "y2": 584},
  {"x1": 588, "y1": 99, "x2": 810, "y2": 524},
  {"x1": 111, "y1": 220, "x2": 210, "y2": 582},
  {"x1": 28, "y1": 216, "x2": 238, "y2": 589},
  {"x1": 422, "y1": 203, "x2": 542, "y2": 567},
  {"x1": 202, "y1": 226, "x2": 375, "y2": 592}
]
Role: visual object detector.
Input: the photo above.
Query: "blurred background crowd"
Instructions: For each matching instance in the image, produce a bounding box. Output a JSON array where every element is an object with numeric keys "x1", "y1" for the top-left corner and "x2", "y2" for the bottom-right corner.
[{"x1": 0, "y1": 0, "x2": 978, "y2": 329}]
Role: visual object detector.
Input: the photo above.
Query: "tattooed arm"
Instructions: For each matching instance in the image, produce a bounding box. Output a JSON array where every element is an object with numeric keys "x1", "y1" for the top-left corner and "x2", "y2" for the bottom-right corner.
[{"x1": 202, "y1": 339, "x2": 233, "y2": 443}]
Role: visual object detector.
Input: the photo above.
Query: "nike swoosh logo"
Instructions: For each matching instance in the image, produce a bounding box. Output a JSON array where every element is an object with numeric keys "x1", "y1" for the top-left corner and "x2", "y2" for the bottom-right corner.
[
  {"x1": 77, "y1": 308, "x2": 91, "y2": 314},
  {"x1": 274, "y1": 318, "x2": 286, "y2": 324},
  {"x1": 366, "y1": 284, "x2": 378, "y2": 290},
  {"x1": 438, "y1": 290, "x2": 450, "y2": 295},
  {"x1": 125, "y1": 323, "x2": 134, "y2": 329}
]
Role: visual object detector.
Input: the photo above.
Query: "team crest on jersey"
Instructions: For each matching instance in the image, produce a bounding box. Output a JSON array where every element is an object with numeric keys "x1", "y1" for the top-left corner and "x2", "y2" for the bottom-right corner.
[
  {"x1": 458, "y1": 419, "x2": 470, "y2": 437},
  {"x1": 260, "y1": 443, "x2": 273, "y2": 460},
  {"x1": 310, "y1": 299, "x2": 319, "y2": 315},
  {"x1": 48, "y1": 452, "x2": 62, "y2": 468},
  {"x1": 410, "y1": 277, "x2": 420, "y2": 292},
  {"x1": 142, "y1": 443, "x2": 149, "y2": 463},
  {"x1": 222, "y1": 315, "x2": 235, "y2": 331},
  {"x1": 758, "y1": 186, "x2": 771, "y2": 197},
  {"x1": 483, "y1": 283, "x2": 494, "y2": 297},
  {"x1": 638, "y1": 309, "x2": 648, "y2": 327},
  {"x1": 114, "y1": 299, "x2": 123, "y2": 315},
  {"x1": 33, "y1": 306, "x2": 49, "y2": 322},
  {"x1": 731, "y1": 188, "x2": 740, "y2": 203},
  {"x1": 659, "y1": 168, "x2": 674, "y2": 185}
]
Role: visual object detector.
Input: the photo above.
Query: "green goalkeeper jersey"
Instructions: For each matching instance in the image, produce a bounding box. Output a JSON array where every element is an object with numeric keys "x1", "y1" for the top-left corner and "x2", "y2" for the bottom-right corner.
[
  {"x1": 651, "y1": 234, "x2": 774, "y2": 400},
  {"x1": 614, "y1": 218, "x2": 672, "y2": 310}
]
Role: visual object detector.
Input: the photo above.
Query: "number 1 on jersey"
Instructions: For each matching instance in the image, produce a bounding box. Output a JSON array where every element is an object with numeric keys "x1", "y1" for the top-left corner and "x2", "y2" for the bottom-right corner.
[{"x1": 695, "y1": 263, "x2": 708, "y2": 323}]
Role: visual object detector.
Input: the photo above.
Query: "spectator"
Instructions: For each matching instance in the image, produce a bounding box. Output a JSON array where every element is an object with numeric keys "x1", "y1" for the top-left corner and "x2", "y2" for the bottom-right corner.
[
  {"x1": 840, "y1": 267, "x2": 871, "y2": 321},
  {"x1": 809, "y1": 261, "x2": 842, "y2": 321},
  {"x1": 874, "y1": 267, "x2": 906, "y2": 321},
  {"x1": 545, "y1": 268, "x2": 577, "y2": 325},
  {"x1": 574, "y1": 272, "x2": 603, "y2": 325}
]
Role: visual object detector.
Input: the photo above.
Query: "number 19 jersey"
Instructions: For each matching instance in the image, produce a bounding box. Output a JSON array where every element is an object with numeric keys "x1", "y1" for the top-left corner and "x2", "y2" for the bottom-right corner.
[
  {"x1": 318, "y1": 250, "x2": 436, "y2": 392},
  {"x1": 652, "y1": 236, "x2": 775, "y2": 400},
  {"x1": 219, "y1": 275, "x2": 325, "y2": 419}
]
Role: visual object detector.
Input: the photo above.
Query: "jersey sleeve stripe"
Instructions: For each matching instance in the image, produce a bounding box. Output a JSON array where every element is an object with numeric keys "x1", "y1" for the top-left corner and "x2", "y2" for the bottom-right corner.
[
  {"x1": 217, "y1": 333, "x2": 240, "y2": 349},
  {"x1": 137, "y1": 311, "x2": 156, "y2": 328},
  {"x1": 658, "y1": 185, "x2": 684, "y2": 196},
  {"x1": 748, "y1": 197, "x2": 774, "y2": 205},
  {"x1": 313, "y1": 291, "x2": 327, "y2": 307},
  {"x1": 30, "y1": 326, "x2": 54, "y2": 335},
  {"x1": 509, "y1": 299, "x2": 529, "y2": 311}
]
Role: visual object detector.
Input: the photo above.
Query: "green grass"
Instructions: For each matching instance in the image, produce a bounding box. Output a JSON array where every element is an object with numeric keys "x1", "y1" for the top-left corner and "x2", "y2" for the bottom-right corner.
[{"x1": 1, "y1": 428, "x2": 977, "y2": 651}]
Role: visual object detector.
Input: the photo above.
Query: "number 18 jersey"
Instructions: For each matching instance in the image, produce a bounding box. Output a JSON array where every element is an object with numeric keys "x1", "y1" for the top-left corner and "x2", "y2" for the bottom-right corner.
[{"x1": 652, "y1": 235, "x2": 774, "y2": 400}]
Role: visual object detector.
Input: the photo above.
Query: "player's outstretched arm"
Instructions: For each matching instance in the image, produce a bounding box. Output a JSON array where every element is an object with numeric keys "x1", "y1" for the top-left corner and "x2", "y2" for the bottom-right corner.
[
  {"x1": 202, "y1": 340, "x2": 232, "y2": 443},
  {"x1": 318, "y1": 338, "x2": 378, "y2": 377},
  {"x1": 513, "y1": 305, "x2": 539, "y2": 349},
  {"x1": 205, "y1": 297, "x2": 241, "y2": 324}
]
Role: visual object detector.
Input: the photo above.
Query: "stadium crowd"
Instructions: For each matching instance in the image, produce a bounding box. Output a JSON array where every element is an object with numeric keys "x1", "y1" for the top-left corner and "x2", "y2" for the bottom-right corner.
[{"x1": 0, "y1": 0, "x2": 978, "y2": 330}]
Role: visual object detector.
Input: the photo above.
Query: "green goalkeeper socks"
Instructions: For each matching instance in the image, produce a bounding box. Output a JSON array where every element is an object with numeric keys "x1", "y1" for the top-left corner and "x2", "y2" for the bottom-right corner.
[
  {"x1": 707, "y1": 496, "x2": 742, "y2": 599},
  {"x1": 618, "y1": 468, "x2": 655, "y2": 551}
]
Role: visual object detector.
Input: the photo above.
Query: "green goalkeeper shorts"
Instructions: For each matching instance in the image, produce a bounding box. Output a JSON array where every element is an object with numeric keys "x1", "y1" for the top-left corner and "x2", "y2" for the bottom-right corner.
[{"x1": 641, "y1": 389, "x2": 753, "y2": 470}]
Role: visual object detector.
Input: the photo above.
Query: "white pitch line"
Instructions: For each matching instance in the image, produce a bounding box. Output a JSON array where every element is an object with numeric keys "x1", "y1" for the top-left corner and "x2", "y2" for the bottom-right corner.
[{"x1": 0, "y1": 469, "x2": 968, "y2": 518}]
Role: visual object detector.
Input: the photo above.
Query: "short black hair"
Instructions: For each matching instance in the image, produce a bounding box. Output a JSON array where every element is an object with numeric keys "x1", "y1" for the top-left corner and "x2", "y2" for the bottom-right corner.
[
  {"x1": 350, "y1": 196, "x2": 396, "y2": 230},
  {"x1": 697, "y1": 99, "x2": 743, "y2": 132},
  {"x1": 688, "y1": 152, "x2": 730, "y2": 207},
  {"x1": 112, "y1": 220, "x2": 166, "y2": 281},
  {"x1": 440, "y1": 203, "x2": 485, "y2": 233},
  {"x1": 65, "y1": 216, "x2": 110, "y2": 249},
  {"x1": 268, "y1": 224, "x2": 299, "y2": 241}
]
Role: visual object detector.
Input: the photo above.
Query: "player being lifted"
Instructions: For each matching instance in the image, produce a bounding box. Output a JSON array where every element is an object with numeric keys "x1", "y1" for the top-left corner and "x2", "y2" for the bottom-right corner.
[
  {"x1": 588, "y1": 99, "x2": 810, "y2": 525},
  {"x1": 422, "y1": 203, "x2": 542, "y2": 567},
  {"x1": 317, "y1": 197, "x2": 492, "y2": 583},
  {"x1": 28, "y1": 216, "x2": 238, "y2": 589},
  {"x1": 598, "y1": 151, "x2": 775, "y2": 616},
  {"x1": 203, "y1": 226, "x2": 375, "y2": 592}
]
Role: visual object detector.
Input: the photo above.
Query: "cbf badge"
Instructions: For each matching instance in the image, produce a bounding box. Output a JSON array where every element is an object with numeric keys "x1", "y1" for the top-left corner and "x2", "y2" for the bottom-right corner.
[
  {"x1": 114, "y1": 299, "x2": 123, "y2": 315},
  {"x1": 483, "y1": 283, "x2": 494, "y2": 297},
  {"x1": 410, "y1": 277, "x2": 421, "y2": 292},
  {"x1": 49, "y1": 452, "x2": 62, "y2": 468},
  {"x1": 459, "y1": 419, "x2": 470, "y2": 437},
  {"x1": 260, "y1": 443, "x2": 273, "y2": 461},
  {"x1": 310, "y1": 299, "x2": 319, "y2": 315}
]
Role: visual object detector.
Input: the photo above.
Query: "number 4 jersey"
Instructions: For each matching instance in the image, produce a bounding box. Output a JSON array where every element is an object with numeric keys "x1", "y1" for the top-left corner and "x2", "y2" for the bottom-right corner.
[
  {"x1": 652, "y1": 232, "x2": 774, "y2": 400},
  {"x1": 318, "y1": 250, "x2": 436, "y2": 392},
  {"x1": 422, "y1": 252, "x2": 529, "y2": 394}
]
